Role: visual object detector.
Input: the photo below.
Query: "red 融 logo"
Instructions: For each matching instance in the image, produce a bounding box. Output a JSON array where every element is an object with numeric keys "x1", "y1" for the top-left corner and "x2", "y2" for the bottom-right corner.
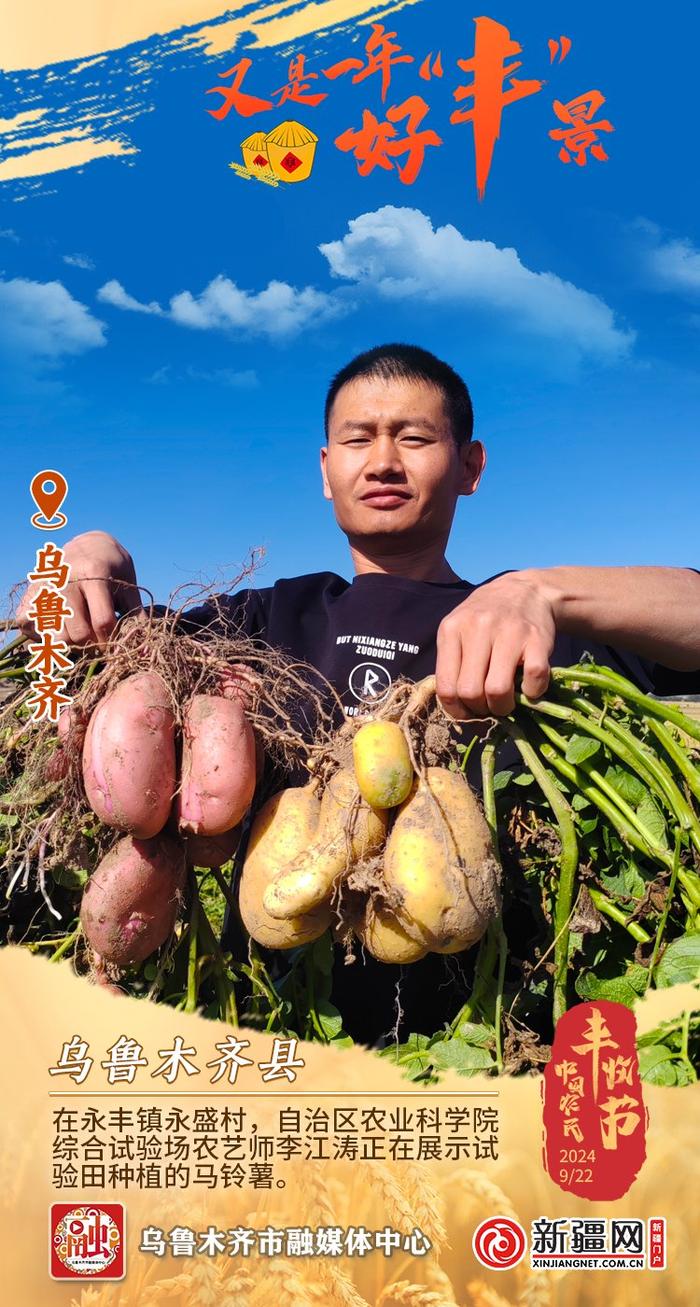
[
  {"x1": 49, "y1": 1203, "x2": 125, "y2": 1280},
  {"x1": 472, "y1": 1216, "x2": 527, "y2": 1270}
]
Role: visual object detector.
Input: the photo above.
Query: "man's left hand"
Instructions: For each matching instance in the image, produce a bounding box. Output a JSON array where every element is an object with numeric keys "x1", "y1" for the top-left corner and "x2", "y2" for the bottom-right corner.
[{"x1": 435, "y1": 570, "x2": 558, "y2": 718}]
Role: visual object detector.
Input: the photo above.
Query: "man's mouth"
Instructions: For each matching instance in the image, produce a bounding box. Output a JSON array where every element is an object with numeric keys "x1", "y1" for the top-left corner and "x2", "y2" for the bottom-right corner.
[{"x1": 360, "y1": 489, "x2": 412, "y2": 509}]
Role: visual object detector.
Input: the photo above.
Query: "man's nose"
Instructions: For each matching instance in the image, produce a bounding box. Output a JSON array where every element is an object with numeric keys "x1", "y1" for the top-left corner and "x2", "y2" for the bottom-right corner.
[{"x1": 364, "y1": 433, "x2": 404, "y2": 478}]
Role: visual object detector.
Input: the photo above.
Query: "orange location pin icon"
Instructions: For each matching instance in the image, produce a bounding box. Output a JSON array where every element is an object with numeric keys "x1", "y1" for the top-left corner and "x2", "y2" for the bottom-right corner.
[{"x1": 30, "y1": 470, "x2": 69, "y2": 530}]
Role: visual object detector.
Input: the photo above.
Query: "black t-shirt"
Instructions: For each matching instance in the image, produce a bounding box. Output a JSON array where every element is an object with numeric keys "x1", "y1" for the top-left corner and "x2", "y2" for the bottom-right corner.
[{"x1": 187, "y1": 569, "x2": 700, "y2": 1047}]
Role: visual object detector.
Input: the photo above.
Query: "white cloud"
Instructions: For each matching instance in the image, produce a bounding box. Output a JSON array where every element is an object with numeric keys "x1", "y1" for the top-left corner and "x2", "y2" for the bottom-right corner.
[
  {"x1": 319, "y1": 206, "x2": 634, "y2": 361},
  {"x1": 97, "y1": 278, "x2": 163, "y2": 314},
  {"x1": 0, "y1": 228, "x2": 19, "y2": 242},
  {"x1": 63, "y1": 252, "x2": 95, "y2": 270},
  {"x1": 186, "y1": 365, "x2": 259, "y2": 388},
  {"x1": 99, "y1": 273, "x2": 345, "y2": 340},
  {"x1": 169, "y1": 275, "x2": 344, "y2": 339},
  {"x1": 645, "y1": 232, "x2": 700, "y2": 295},
  {"x1": 0, "y1": 276, "x2": 105, "y2": 359}
]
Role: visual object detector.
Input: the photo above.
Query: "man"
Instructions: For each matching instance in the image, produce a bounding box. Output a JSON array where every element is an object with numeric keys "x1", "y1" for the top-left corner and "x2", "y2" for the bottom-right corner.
[{"x1": 21, "y1": 343, "x2": 700, "y2": 1044}]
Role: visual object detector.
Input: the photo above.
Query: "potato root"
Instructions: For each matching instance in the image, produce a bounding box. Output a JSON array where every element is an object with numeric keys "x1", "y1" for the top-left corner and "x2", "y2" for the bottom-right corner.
[
  {"x1": 352, "y1": 720, "x2": 414, "y2": 809},
  {"x1": 239, "y1": 785, "x2": 331, "y2": 949},
  {"x1": 80, "y1": 833, "x2": 186, "y2": 966},
  {"x1": 383, "y1": 766, "x2": 501, "y2": 953},
  {"x1": 176, "y1": 694, "x2": 256, "y2": 836},
  {"x1": 263, "y1": 767, "x2": 388, "y2": 920},
  {"x1": 82, "y1": 671, "x2": 176, "y2": 838}
]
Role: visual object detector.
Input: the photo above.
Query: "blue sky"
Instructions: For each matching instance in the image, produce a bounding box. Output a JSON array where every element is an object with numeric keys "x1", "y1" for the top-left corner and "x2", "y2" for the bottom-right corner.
[{"x1": 1, "y1": 0, "x2": 698, "y2": 618}]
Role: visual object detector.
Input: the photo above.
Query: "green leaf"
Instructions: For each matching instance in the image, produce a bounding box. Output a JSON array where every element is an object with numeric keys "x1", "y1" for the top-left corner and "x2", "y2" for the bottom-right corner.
[
  {"x1": 578, "y1": 817, "x2": 599, "y2": 836},
  {"x1": 430, "y1": 1039, "x2": 495, "y2": 1076},
  {"x1": 310, "y1": 932, "x2": 334, "y2": 976},
  {"x1": 600, "y1": 860, "x2": 647, "y2": 899},
  {"x1": 493, "y1": 770, "x2": 513, "y2": 792},
  {"x1": 512, "y1": 771, "x2": 534, "y2": 787},
  {"x1": 566, "y1": 735, "x2": 601, "y2": 766},
  {"x1": 572, "y1": 793, "x2": 591, "y2": 811},
  {"x1": 315, "y1": 999, "x2": 344, "y2": 1040},
  {"x1": 51, "y1": 864, "x2": 88, "y2": 890},
  {"x1": 638, "y1": 1045, "x2": 679, "y2": 1085},
  {"x1": 636, "y1": 793, "x2": 668, "y2": 849},
  {"x1": 655, "y1": 935, "x2": 700, "y2": 988},
  {"x1": 451, "y1": 1020, "x2": 496, "y2": 1048},
  {"x1": 0, "y1": 813, "x2": 19, "y2": 828},
  {"x1": 575, "y1": 965, "x2": 647, "y2": 1008},
  {"x1": 604, "y1": 765, "x2": 647, "y2": 808}
]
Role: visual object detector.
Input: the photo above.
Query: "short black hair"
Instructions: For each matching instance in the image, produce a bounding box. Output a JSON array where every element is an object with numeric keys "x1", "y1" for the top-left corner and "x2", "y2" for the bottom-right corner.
[{"x1": 324, "y1": 343, "x2": 474, "y2": 447}]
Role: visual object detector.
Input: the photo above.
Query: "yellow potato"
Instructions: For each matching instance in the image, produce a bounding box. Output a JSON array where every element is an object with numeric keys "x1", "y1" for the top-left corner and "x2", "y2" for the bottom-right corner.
[
  {"x1": 383, "y1": 767, "x2": 501, "y2": 953},
  {"x1": 357, "y1": 904, "x2": 428, "y2": 964},
  {"x1": 238, "y1": 785, "x2": 331, "y2": 949},
  {"x1": 263, "y1": 766, "x2": 388, "y2": 920},
  {"x1": 352, "y1": 720, "x2": 414, "y2": 809}
]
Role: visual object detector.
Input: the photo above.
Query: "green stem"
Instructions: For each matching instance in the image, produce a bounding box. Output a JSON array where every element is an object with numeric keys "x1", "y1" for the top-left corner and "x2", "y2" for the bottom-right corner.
[
  {"x1": 519, "y1": 688, "x2": 696, "y2": 844},
  {"x1": 538, "y1": 738, "x2": 674, "y2": 870},
  {"x1": 644, "y1": 716, "x2": 700, "y2": 806},
  {"x1": 587, "y1": 888, "x2": 652, "y2": 943},
  {"x1": 196, "y1": 897, "x2": 239, "y2": 1025},
  {"x1": 503, "y1": 717, "x2": 578, "y2": 1023},
  {"x1": 494, "y1": 925, "x2": 507, "y2": 1075},
  {"x1": 185, "y1": 880, "x2": 200, "y2": 1014},
  {"x1": 533, "y1": 716, "x2": 674, "y2": 864},
  {"x1": 211, "y1": 865, "x2": 239, "y2": 917},
  {"x1": 50, "y1": 926, "x2": 80, "y2": 963},
  {"x1": 550, "y1": 664, "x2": 700, "y2": 744},
  {"x1": 647, "y1": 829, "x2": 682, "y2": 988},
  {"x1": 560, "y1": 690, "x2": 698, "y2": 836}
]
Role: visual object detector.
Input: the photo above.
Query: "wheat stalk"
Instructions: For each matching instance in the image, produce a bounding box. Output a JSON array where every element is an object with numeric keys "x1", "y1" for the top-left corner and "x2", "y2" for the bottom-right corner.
[
  {"x1": 444, "y1": 1169, "x2": 520, "y2": 1227},
  {"x1": 399, "y1": 1163, "x2": 448, "y2": 1252},
  {"x1": 141, "y1": 1272, "x2": 194, "y2": 1304},
  {"x1": 423, "y1": 1260, "x2": 458, "y2": 1304},
  {"x1": 517, "y1": 1272, "x2": 551, "y2": 1306},
  {"x1": 362, "y1": 1161, "x2": 421, "y2": 1233},
  {"x1": 467, "y1": 1280, "x2": 514, "y2": 1307},
  {"x1": 314, "y1": 1260, "x2": 371, "y2": 1307},
  {"x1": 377, "y1": 1280, "x2": 455, "y2": 1306}
]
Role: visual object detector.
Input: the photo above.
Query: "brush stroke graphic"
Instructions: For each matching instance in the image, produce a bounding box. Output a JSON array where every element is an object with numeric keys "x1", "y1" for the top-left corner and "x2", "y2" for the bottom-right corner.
[{"x1": 0, "y1": 0, "x2": 420, "y2": 184}]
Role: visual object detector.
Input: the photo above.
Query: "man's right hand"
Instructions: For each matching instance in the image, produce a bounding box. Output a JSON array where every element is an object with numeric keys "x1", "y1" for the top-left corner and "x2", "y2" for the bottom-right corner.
[{"x1": 17, "y1": 530, "x2": 143, "y2": 648}]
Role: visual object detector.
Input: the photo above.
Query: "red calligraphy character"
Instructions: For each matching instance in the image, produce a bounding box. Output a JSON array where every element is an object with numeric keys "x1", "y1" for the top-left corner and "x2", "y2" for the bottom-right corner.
[
  {"x1": 205, "y1": 58, "x2": 273, "y2": 121},
  {"x1": 324, "y1": 23, "x2": 413, "y2": 103},
  {"x1": 335, "y1": 95, "x2": 442, "y2": 185},
  {"x1": 419, "y1": 51, "x2": 443, "y2": 81},
  {"x1": 26, "y1": 633, "x2": 72, "y2": 677},
  {"x1": 27, "y1": 543, "x2": 69, "y2": 590},
  {"x1": 26, "y1": 675, "x2": 71, "y2": 723},
  {"x1": 451, "y1": 17, "x2": 544, "y2": 199},
  {"x1": 273, "y1": 54, "x2": 327, "y2": 107},
  {"x1": 26, "y1": 587, "x2": 73, "y2": 634},
  {"x1": 549, "y1": 91, "x2": 614, "y2": 165}
]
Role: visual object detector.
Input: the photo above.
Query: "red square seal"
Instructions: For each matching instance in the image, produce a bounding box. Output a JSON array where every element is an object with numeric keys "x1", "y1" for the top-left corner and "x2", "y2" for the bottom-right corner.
[{"x1": 49, "y1": 1203, "x2": 126, "y2": 1280}]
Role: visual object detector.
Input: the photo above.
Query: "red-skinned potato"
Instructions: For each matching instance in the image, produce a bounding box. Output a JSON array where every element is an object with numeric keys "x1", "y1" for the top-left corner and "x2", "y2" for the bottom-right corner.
[
  {"x1": 176, "y1": 695, "x2": 256, "y2": 837},
  {"x1": 82, "y1": 672, "x2": 176, "y2": 838},
  {"x1": 80, "y1": 834, "x2": 186, "y2": 967},
  {"x1": 184, "y1": 825, "x2": 242, "y2": 869}
]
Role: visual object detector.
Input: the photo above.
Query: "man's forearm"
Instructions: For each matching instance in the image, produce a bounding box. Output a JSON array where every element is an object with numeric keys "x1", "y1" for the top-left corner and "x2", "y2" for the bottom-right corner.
[{"x1": 519, "y1": 565, "x2": 700, "y2": 671}]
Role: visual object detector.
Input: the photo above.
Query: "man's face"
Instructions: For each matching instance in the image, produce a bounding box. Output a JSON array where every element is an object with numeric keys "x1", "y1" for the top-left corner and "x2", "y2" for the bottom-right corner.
[{"x1": 320, "y1": 375, "x2": 485, "y2": 551}]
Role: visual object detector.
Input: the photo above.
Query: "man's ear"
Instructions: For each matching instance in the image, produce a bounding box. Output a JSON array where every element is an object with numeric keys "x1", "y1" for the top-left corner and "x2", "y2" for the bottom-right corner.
[
  {"x1": 320, "y1": 445, "x2": 333, "y2": 501},
  {"x1": 458, "y1": 439, "x2": 487, "y2": 496}
]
